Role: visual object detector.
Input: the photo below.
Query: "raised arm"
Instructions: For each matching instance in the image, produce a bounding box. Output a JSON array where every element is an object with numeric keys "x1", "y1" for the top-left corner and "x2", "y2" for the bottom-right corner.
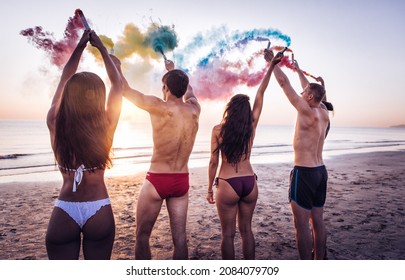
[
  {"x1": 184, "y1": 84, "x2": 200, "y2": 113},
  {"x1": 292, "y1": 56, "x2": 309, "y2": 90},
  {"x1": 294, "y1": 60, "x2": 330, "y2": 107},
  {"x1": 112, "y1": 57, "x2": 162, "y2": 113},
  {"x1": 89, "y1": 31, "x2": 123, "y2": 132},
  {"x1": 315, "y1": 76, "x2": 333, "y2": 112},
  {"x1": 316, "y1": 76, "x2": 328, "y2": 101},
  {"x1": 251, "y1": 49, "x2": 279, "y2": 128},
  {"x1": 47, "y1": 30, "x2": 90, "y2": 131},
  {"x1": 273, "y1": 57, "x2": 309, "y2": 113},
  {"x1": 316, "y1": 76, "x2": 325, "y2": 89}
]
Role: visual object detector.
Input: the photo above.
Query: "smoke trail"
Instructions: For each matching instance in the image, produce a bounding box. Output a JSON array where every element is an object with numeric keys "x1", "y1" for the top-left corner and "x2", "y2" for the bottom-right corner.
[
  {"x1": 185, "y1": 27, "x2": 291, "y2": 69},
  {"x1": 177, "y1": 26, "x2": 291, "y2": 100},
  {"x1": 20, "y1": 12, "x2": 83, "y2": 68},
  {"x1": 175, "y1": 26, "x2": 291, "y2": 69},
  {"x1": 174, "y1": 25, "x2": 229, "y2": 69},
  {"x1": 232, "y1": 28, "x2": 291, "y2": 48},
  {"x1": 21, "y1": 13, "x2": 296, "y2": 100},
  {"x1": 190, "y1": 49, "x2": 268, "y2": 101},
  {"x1": 190, "y1": 58, "x2": 239, "y2": 100}
]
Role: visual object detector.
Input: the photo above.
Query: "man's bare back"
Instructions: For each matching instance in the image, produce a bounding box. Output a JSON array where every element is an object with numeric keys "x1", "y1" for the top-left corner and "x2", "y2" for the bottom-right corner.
[
  {"x1": 149, "y1": 98, "x2": 199, "y2": 172},
  {"x1": 113, "y1": 59, "x2": 200, "y2": 172}
]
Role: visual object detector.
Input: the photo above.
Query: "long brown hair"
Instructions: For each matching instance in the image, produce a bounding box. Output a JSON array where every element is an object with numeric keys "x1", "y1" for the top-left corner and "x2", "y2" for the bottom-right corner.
[
  {"x1": 215, "y1": 94, "x2": 253, "y2": 166},
  {"x1": 55, "y1": 72, "x2": 112, "y2": 170}
]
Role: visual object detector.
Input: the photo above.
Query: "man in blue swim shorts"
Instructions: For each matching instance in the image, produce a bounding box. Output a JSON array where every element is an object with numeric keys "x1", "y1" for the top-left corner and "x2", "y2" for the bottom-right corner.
[{"x1": 273, "y1": 55, "x2": 333, "y2": 260}]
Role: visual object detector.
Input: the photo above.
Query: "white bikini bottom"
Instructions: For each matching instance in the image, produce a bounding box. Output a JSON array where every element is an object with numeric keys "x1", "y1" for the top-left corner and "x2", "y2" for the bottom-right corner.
[{"x1": 55, "y1": 198, "x2": 111, "y2": 229}]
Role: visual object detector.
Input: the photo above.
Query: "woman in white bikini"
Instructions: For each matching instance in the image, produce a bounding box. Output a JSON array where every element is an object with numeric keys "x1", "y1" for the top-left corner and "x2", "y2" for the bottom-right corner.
[
  {"x1": 45, "y1": 30, "x2": 122, "y2": 259},
  {"x1": 207, "y1": 49, "x2": 281, "y2": 259}
]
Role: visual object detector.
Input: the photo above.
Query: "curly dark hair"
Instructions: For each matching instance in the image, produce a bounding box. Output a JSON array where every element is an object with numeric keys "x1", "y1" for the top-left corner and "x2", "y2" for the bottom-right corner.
[{"x1": 215, "y1": 94, "x2": 253, "y2": 166}]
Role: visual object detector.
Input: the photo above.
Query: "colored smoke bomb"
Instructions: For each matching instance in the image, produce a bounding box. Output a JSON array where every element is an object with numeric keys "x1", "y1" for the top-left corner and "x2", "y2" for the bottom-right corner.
[
  {"x1": 75, "y1": 9, "x2": 91, "y2": 31},
  {"x1": 146, "y1": 24, "x2": 178, "y2": 61}
]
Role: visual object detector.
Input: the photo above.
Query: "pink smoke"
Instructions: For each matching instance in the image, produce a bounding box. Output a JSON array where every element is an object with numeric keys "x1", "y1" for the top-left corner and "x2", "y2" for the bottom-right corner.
[
  {"x1": 191, "y1": 59, "x2": 240, "y2": 100},
  {"x1": 278, "y1": 55, "x2": 295, "y2": 70},
  {"x1": 190, "y1": 52, "x2": 269, "y2": 100},
  {"x1": 20, "y1": 12, "x2": 84, "y2": 68},
  {"x1": 278, "y1": 55, "x2": 317, "y2": 79}
]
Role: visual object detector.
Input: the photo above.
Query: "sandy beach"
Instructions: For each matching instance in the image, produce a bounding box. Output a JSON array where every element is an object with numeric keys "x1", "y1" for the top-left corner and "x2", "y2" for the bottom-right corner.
[{"x1": 0, "y1": 150, "x2": 404, "y2": 260}]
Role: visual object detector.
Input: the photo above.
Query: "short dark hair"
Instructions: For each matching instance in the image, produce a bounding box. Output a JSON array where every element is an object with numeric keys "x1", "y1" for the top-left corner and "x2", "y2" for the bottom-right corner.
[
  {"x1": 308, "y1": 83, "x2": 326, "y2": 103},
  {"x1": 162, "y1": 69, "x2": 189, "y2": 98}
]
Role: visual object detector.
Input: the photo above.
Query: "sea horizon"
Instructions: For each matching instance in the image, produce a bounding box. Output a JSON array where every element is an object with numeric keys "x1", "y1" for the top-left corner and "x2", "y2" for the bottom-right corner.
[{"x1": 1, "y1": 119, "x2": 405, "y2": 184}]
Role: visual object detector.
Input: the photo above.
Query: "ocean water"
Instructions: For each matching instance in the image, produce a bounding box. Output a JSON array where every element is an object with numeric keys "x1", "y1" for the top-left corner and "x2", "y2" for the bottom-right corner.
[{"x1": 1, "y1": 120, "x2": 405, "y2": 183}]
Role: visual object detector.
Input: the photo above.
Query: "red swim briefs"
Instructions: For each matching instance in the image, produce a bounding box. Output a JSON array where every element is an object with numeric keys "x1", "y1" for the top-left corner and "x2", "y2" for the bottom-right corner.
[{"x1": 146, "y1": 172, "x2": 189, "y2": 199}]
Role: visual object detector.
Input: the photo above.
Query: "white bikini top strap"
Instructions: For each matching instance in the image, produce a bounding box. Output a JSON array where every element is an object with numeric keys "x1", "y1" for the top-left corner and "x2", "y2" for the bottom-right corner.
[
  {"x1": 72, "y1": 164, "x2": 85, "y2": 192},
  {"x1": 58, "y1": 164, "x2": 98, "y2": 192}
]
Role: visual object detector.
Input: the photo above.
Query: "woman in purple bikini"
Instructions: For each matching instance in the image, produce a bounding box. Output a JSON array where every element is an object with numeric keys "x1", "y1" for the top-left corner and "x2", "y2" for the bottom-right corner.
[
  {"x1": 45, "y1": 30, "x2": 122, "y2": 259},
  {"x1": 207, "y1": 49, "x2": 281, "y2": 259}
]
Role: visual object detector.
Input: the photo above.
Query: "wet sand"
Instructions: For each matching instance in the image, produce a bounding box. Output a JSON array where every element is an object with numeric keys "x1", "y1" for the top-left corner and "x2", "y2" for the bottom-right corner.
[{"x1": 1, "y1": 150, "x2": 404, "y2": 260}]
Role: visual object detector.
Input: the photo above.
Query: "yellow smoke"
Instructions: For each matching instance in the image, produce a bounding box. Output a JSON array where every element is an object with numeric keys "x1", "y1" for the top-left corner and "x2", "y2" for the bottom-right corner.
[
  {"x1": 114, "y1": 23, "x2": 159, "y2": 60},
  {"x1": 87, "y1": 23, "x2": 161, "y2": 62},
  {"x1": 85, "y1": 23, "x2": 165, "y2": 84},
  {"x1": 87, "y1": 35, "x2": 115, "y2": 61}
]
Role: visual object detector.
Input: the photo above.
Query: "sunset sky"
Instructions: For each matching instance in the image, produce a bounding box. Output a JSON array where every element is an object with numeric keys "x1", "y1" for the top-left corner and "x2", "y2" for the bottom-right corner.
[{"x1": 1, "y1": 0, "x2": 404, "y2": 128}]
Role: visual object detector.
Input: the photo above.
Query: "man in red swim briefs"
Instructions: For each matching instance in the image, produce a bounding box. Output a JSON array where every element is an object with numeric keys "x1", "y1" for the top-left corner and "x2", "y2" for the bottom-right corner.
[{"x1": 114, "y1": 59, "x2": 200, "y2": 259}]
